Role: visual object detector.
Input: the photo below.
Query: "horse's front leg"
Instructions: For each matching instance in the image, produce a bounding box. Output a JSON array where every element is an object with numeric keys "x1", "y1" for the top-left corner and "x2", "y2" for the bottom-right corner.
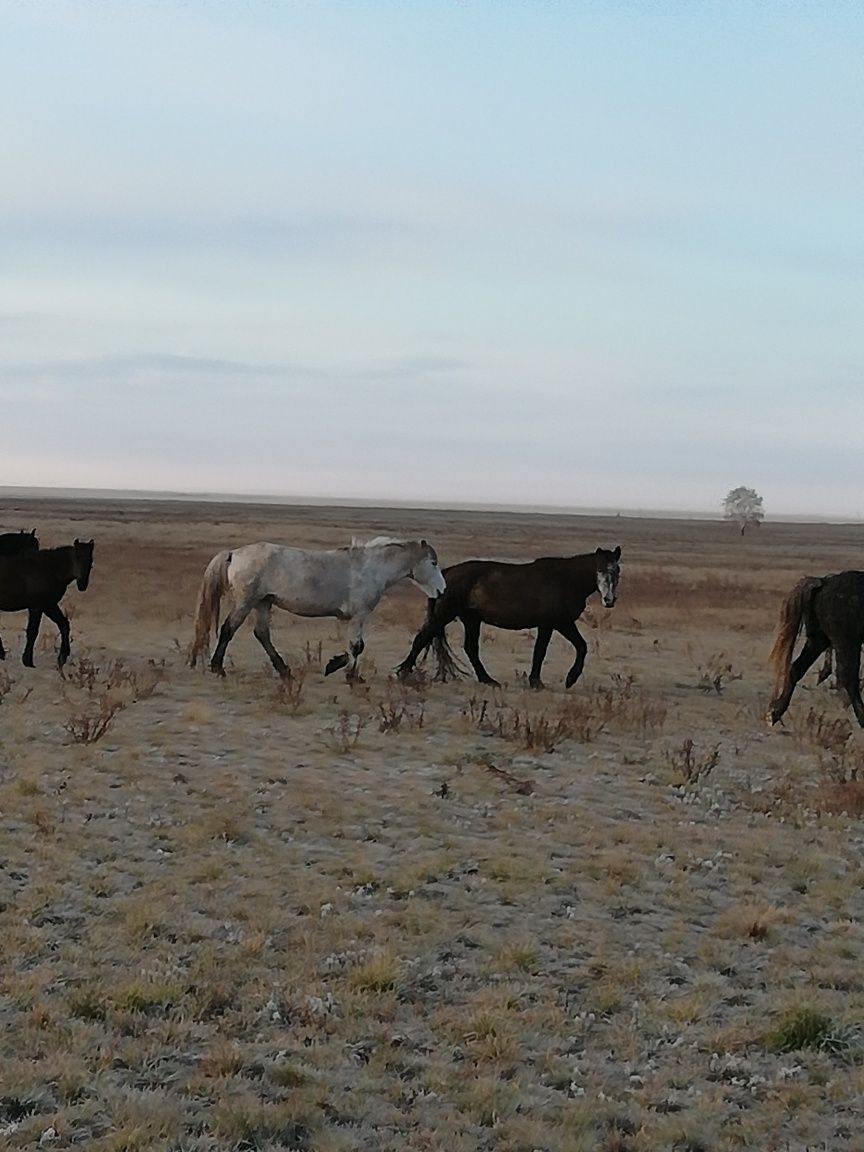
[
  {"x1": 325, "y1": 617, "x2": 367, "y2": 681},
  {"x1": 23, "y1": 607, "x2": 44, "y2": 667},
  {"x1": 557, "y1": 620, "x2": 588, "y2": 688},
  {"x1": 39, "y1": 604, "x2": 72, "y2": 668},
  {"x1": 834, "y1": 641, "x2": 864, "y2": 728},
  {"x1": 816, "y1": 648, "x2": 834, "y2": 686}
]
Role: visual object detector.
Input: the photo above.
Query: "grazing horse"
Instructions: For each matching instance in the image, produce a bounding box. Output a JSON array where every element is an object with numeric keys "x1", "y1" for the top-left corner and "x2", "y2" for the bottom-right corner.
[
  {"x1": 769, "y1": 571, "x2": 864, "y2": 727},
  {"x1": 189, "y1": 537, "x2": 446, "y2": 679},
  {"x1": 397, "y1": 546, "x2": 622, "y2": 689},
  {"x1": 0, "y1": 539, "x2": 94, "y2": 668},
  {"x1": 0, "y1": 529, "x2": 39, "y2": 555}
]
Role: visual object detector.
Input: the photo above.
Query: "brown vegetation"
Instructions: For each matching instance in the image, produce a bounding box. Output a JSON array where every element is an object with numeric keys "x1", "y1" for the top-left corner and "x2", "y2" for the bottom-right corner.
[{"x1": 1, "y1": 496, "x2": 863, "y2": 1150}]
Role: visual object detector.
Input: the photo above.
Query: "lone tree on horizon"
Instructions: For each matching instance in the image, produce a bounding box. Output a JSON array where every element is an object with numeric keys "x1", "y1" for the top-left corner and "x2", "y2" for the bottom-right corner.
[{"x1": 723, "y1": 486, "x2": 764, "y2": 535}]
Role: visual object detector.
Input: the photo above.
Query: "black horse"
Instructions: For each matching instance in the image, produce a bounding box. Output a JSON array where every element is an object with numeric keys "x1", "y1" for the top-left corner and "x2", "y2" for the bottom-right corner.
[
  {"x1": 0, "y1": 539, "x2": 94, "y2": 668},
  {"x1": 397, "y1": 546, "x2": 621, "y2": 689},
  {"x1": 769, "y1": 571, "x2": 864, "y2": 727},
  {"x1": 0, "y1": 529, "x2": 39, "y2": 556}
]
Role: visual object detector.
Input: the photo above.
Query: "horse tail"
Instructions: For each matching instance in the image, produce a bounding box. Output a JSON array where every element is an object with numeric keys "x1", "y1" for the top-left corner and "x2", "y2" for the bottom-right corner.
[
  {"x1": 426, "y1": 595, "x2": 467, "y2": 681},
  {"x1": 189, "y1": 550, "x2": 232, "y2": 667},
  {"x1": 769, "y1": 576, "x2": 823, "y2": 702}
]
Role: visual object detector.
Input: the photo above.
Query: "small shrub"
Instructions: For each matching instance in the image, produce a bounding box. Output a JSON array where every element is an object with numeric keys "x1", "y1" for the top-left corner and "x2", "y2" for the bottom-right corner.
[
  {"x1": 327, "y1": 711, "x2": 367, "y2": 752},
  {"x1": 61, "y1": 656, "x2": 166, "y2": 743},
  {"x1": 665, "y1": 737, "x2": 720, "y2": 785},
  {"x1": 793, "y1": 707, "x2": 852, "y2": 754},
  {"x1": 63, "y1": 694, "x2": 127, "y2": 744},
  {"x1": 274, "y1": 668, "x2": 306, "y2": 711},
  {"x1": 694, "y1": 652, "x2": 742, "y2": 695}
]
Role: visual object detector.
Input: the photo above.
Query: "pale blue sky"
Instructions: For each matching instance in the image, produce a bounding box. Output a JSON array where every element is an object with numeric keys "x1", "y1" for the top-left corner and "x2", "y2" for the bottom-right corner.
[{"x1": 2, "y1": 1, "x2": 862, "y2": 515}]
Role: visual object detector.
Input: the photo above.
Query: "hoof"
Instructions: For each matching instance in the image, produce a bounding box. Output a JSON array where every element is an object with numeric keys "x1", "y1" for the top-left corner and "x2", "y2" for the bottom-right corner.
[
  {"x1": 529, "y1": 678, "x2": 545, "y2": 691},
  {"x1": 325, "y1": 653, "x2": 349, "y2": 676}
]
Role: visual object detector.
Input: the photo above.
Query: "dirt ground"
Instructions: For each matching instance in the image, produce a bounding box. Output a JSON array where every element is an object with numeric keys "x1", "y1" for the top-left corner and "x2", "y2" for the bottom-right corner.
[{"x1": 1, "y1": 496, "x2": 863, "y2": 1152}]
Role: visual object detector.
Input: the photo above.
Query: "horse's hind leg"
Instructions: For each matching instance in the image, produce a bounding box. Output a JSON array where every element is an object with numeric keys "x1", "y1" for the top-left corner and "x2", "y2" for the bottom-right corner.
[
  {"x1": 210, "y1": 603, "x2": 252, "y2": 676},
  {"x1": 252, "y1": 603, "x2": 290, "y2": 678},
  {"x1": 769, "y1": 631, "x2": 830, "y2": 723},
  {"x1": 557, "y1": 620, "x2": 588, "y2": 689},
  {"x1": 461, "y1": 613, "x2": 498, "y2": 686},
  {"x1": 529, "y1": 626, "x2": 552, "y2": 690},
  {"x1": 833, "y1": 641, "x2": 864, "y2": 727},
  {"x1": 396, "y1": 594, "x2": 460, "y2": 677}
]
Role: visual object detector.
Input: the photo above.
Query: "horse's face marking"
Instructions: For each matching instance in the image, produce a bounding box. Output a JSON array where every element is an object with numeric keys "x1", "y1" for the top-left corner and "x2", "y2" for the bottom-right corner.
[
  {"x1": 595, "y1": 545, "x2": 621, "y2": 608},
  {"x1": 412, "y1": 544, "x2": 446, "y2": 599}
]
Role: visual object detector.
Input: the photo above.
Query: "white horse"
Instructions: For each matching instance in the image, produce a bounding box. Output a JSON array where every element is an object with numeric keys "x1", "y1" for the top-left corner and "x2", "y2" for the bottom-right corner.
[{"x1": 189, "y1": 536, "x2": 446, "y2": 679}]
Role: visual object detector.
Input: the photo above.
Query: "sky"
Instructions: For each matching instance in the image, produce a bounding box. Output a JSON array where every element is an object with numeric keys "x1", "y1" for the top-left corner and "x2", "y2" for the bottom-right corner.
[{"x1": 1, "y1": 1, "x2": 862, "y2": 517}]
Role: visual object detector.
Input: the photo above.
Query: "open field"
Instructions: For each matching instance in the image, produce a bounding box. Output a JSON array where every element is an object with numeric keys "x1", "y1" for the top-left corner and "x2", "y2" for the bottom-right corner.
[{"x1": 2, "y1": 496, "x2": 864, "y2": 1152}]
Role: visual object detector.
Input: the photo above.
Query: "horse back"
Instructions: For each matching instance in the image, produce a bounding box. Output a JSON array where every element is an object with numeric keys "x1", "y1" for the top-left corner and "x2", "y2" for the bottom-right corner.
[{"x1": 232, "y1": 542, "x2": 352, "y2": 617}]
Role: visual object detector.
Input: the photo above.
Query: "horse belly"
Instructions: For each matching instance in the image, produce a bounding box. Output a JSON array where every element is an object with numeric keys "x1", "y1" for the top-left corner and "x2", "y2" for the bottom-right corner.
[
  {"x1": 470, "y1": 582, "x2": 553, "y2": 629},
  {"x1": 271, "y1": 568, "x2": 349, "y2": 619}
]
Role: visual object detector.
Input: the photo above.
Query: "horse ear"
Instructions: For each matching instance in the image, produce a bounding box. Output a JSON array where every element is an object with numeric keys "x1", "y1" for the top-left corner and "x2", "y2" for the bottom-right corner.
[
  {"x1": 613, "y1": 545, "x2": 621, "y2": 560},
  {"x1": 74, "y1": 538, "x2": 80, "y2": 546}
]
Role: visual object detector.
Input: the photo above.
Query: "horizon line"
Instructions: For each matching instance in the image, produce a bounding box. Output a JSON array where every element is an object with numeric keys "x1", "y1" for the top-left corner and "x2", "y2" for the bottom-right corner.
[{"x1": 1, "y1": 484, "x2": 862, "y2": 526}]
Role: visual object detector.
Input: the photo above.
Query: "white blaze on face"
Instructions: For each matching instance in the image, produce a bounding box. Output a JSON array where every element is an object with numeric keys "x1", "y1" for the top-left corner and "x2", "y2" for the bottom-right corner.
[
  {"x1": 413, "y1": 551, "x2": 446, "y2": 597},
  {"x1": 597, "y1": 561, "x2": 620, "y2": 607}
]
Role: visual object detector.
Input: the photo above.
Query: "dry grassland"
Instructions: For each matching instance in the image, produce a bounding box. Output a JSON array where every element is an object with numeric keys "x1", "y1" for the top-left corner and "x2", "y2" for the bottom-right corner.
[{"x1": 1, "y1": 496, "x2": 864, "y2": 1152}]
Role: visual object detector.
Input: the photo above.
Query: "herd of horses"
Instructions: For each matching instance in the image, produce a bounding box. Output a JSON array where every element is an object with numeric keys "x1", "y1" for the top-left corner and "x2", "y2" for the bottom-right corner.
[{"x1": 2, "y1": 526, "x2": 864, "y2": 728}]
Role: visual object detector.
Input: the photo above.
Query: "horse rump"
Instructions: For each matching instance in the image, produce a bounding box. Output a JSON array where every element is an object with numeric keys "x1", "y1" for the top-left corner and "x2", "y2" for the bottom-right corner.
[
  {"x1": 188, "y1": 550, "x2": 232, "y2": 667},
  {"x1": 768, "y1": 575, "x2": 823, "y2": 712}
]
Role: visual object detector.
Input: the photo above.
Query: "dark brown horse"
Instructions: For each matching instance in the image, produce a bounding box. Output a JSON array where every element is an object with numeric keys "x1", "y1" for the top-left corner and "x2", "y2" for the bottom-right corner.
[
  {"x1": 0, "y1": 529, "x2": 39, "y2": 556},
  {"x1": 397, "y1": 546, "x2": 621, "y2": 689},
  {"x1": 769, "y1": 571, "x2": 864, "y2": 727},
  {"x1": 0, "y1": 539, "x2": 94, "y2": 668}
]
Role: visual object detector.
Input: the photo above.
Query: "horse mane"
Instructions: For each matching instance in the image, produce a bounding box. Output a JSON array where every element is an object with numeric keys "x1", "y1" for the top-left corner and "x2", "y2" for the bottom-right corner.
[{"x1": 351, "y1": 535, "x2": 404, "y2": 549}]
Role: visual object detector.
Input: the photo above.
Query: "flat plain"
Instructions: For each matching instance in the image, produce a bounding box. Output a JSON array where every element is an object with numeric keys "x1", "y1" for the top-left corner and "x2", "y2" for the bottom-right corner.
[{"x1": 1, "y1": 496, "x2": 864, "y2": 1152}]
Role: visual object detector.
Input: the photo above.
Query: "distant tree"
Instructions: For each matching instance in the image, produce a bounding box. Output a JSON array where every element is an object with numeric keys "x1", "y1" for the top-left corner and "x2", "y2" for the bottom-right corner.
[{"x1": 723, "y1": 486, "x2": 764, "y2": 535}]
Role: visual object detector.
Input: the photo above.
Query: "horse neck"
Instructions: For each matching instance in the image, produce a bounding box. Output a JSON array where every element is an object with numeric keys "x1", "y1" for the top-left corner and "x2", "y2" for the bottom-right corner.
[
  {"x1": 361, "y1": 543, "x2": 414, "y2": 589},
  {"x1": 46, "y1": 546, "x2": 78, "y2": 586},
  {"x1": 564, "y1": 554, "x2": 600, "y2": 595}
]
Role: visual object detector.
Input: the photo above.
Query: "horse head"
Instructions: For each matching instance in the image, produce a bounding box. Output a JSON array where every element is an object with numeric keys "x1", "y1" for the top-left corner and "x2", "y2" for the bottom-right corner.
[
  {"x1": 411, "y1": 539, "x2": 446, "y2": 598},
  {"x1": 73, "y1": 538, "x2": 95, "y2": 591},
  {"x1": 594, "y1": 545, "x2": 621, "y2": 607}
]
